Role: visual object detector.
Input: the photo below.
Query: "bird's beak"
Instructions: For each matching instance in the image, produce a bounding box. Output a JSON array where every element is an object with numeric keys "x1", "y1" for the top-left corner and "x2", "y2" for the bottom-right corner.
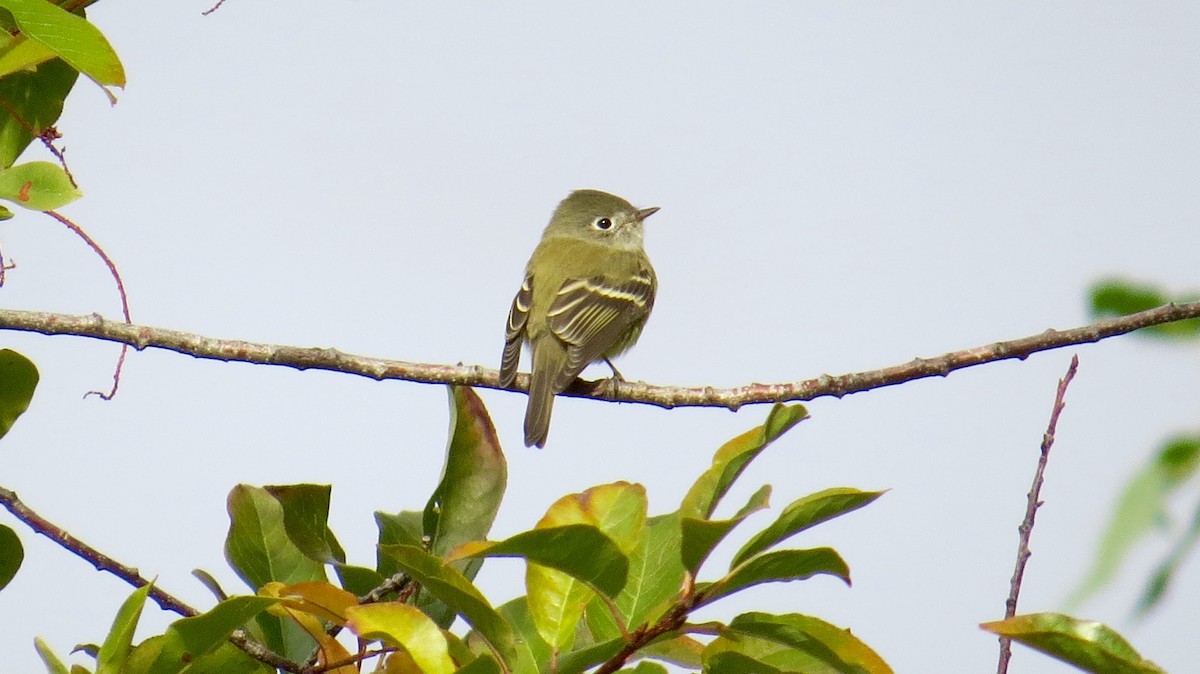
[{"x1": 635, "y1": 206, "x2": 660, "y2": 222}]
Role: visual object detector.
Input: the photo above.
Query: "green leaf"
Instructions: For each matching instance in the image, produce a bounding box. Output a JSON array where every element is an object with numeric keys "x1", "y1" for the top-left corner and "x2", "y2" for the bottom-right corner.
[
  {"x1": 705, "y1": 651, "x2": 785, "y2": 673},
  {"x1": 420, "y1": 386, "x2": 507, "y2": 626},
  {"x1": 345, "y1": 603, "x2": 456, "y2": 674},
  {"x1": 556, "y1": 637, "x2": 626, "y2": 674},
  {"x1": 0, "y1": 38, "x2": 56, "y2": 81},
  {"x1": 1137, "y1": 496, "x2": 1200, "y2": 614},
  {"x1": 732, "y1": 488, "x2": 884, "y2": 568},
  {"x1": 1089, "y1": 278, "x2": 1200, "y2": 339},
  {"x1": 0, "y1": 0, "x2": 124, "y2": 98},
  {"x1": 453, "y1": 525, "x2": 627, "y2": 598},
  {"x1": 495, "y1": 483, "x2": 644, "y2": 650},
  {"x1": 700, "y1": 548, "x2": 850, "y2": 606},
  {"x1": 618, "y1": 662, "x2": 668, "y2": 674},
  {"x1": 0, "y1": 57, "x2": 77, "y2": 168},
  {"x1": 136, "y1": 596, "x2": 279, "y2": 674},
  {"x1": 0, "y1": 523, "x2": 21, "y2": 590},
  {"x1": 0, "y1": 160, "x2": 81, "y2": 210},
  {"x1": 167, "y1": 641, "x2": 272, "y2": 674},
  {"x1": 455, "y1": 655, "x2": 503, "y2": 674},
  {"x1": 705, "y1": 627, "x2": 863, "y2": 674},
  {"x1": 491, "y1": 597, "x2": 550, "y2": 674},
  {"x1": 587, "y1": 513, "x2": 686, "y2": 643},
  {"x1": 726, "y1": 612, "x2": 892, "y2": 674},
  {"x1": 375, "y1": 510, "x2": 424, "y2": 578},
  {"x1": 681, "y1": 403, "x2": 808, "y2": 520},
  {"x1": 334, "y1": 563, "x2": 385, "y2": 596},
  {"x1": 637, "y1": 634, "x2": 705, "y2": 669},
  {"x1": 1066, "y1": 435, "x2": 1200, "y2": 610},
  {"x1": 190, "y1": 568, "x2": 228, "y2": 602},
  {"x1": 379, "y1": 544, "x2": 519, "y2": 670},
  {"x1": 0, "y1": 348, "x2": 38, "y2": 439},
  {"x1": 681, "y1": 484, "x2": 771, "y2": 574},
  {"x1": 481, "y1": 528, "x2": 622, "y2": 648},
  {"x1": 425, "y1": 386, "x2": 508, "y2": 560},
  {"x1": 981, "y1": 613, "x2": 1165, "y2": 674},
  {"x1": 225, "y1": 484, "x2": 326, "y2": 590},
  {"x1": 263, "y1": 483, "x2": 346, "y2": 565},
  {"x1": 525, "y1": 483, "x2": 646, "y2": 649},
  {"x1": 96, "y1": 584, "x2": 151, "y2": 674},
  {"x1": 224, "y1": 484, "x2": 325, "y2": 660},
  {"x1": 35, "y1": 637, "x2": 70, "y2": 674}
]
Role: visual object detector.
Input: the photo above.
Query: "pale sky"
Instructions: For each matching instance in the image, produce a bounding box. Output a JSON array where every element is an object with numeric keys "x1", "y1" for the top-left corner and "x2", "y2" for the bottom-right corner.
[{"x1": 2, "y1": 2, "x2": 1199, "y2": 672}]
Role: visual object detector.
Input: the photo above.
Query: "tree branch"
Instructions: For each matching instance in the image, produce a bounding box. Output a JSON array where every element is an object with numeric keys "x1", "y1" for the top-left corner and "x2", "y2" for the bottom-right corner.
[
  {"x1": 996, "y1": 354, "x2": 1079, "y2": 674},
  {"x1": 0, "y1": 484, "x2": 304, "y2": 674},
  {"x1": 0, "y1": 303, "x2": 1194, "y2": 409}
]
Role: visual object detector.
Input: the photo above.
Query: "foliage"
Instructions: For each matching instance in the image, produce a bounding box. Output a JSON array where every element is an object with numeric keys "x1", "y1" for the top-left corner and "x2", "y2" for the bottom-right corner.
[
  {"x1": 983, "y1": 613, "x2": 1165, "y2": 674},
  {"x1": 14, "y1": 383, "x2": 902, "y2": 674},
  {"x1": 2, "y1": 366, "x2": 1168, "y2": 673},
  {"x1": 0, "y1": 0, "x2": 124, "y2": 213},
  {"x1": 1068, "y1": 279, "x2": 1200, "y2": 615}
]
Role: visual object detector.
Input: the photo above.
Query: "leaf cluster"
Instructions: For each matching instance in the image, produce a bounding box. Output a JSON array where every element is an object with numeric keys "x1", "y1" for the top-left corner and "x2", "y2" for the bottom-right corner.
[
  {"x1": 0, "y1": 345, "x2": 1176, "y2": 674},
  {"x1": 12, "y1": 379, "x2": 893, "y2": 674},
  {"x1": 0, "y1": 0, "x2": 124, "y2": 217}
]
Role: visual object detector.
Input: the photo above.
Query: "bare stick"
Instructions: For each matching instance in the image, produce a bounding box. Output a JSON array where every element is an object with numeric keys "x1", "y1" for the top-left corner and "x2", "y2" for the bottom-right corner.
[
  {"x1": 0, "y1": 484, "x2": 303, "y2": 674},
  {"x1": 0, "y1": 303, "x2": 1193, "y2": 409},
  {"x1": 43, "y1": 211, "x2": 132, "y2": 400},
  {"x1": 996, "y1": 354, "x2": 1079, "y2": 674}
]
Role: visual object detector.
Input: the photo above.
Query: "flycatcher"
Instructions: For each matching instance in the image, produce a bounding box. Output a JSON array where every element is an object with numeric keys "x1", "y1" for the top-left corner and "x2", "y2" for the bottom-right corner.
[{"x1": 500, "y1": 189, "x2": 659, "y2": 448}]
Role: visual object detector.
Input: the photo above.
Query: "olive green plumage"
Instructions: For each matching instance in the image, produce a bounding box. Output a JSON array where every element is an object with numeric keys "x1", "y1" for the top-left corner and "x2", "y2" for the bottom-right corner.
[{"x1": 500, "y1": 189, "x2": 659, "y2": 447}]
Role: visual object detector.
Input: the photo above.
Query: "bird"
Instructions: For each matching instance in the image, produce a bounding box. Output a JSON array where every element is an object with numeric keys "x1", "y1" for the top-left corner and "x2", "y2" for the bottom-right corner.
[{"x1": 499, "y1": 189, "x2": 659, "y2": 447}]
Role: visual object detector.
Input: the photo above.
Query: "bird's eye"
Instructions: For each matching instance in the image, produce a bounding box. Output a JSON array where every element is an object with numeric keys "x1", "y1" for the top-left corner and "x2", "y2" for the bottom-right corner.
[{"x1": 593, "y1": 217, "x2": 613, "y2": 230}]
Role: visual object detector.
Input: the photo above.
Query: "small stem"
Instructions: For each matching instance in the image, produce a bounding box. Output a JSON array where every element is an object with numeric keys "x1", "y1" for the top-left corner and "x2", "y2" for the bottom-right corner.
[
  {"x1": 996, "y1": 354, "x2": 1079, "y2": 674},
  {"x1": 43, "y1": 211, "x2": 131, "y2": 400}
]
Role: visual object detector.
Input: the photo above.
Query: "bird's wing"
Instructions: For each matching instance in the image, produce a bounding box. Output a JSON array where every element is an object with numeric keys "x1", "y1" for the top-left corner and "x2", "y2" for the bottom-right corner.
[
  {"x1": 545, "y1": 271, "x2": 654, "y2": 391},
  {"x1": 499, "y1": 274, "x2": 533, "y2": 387}
]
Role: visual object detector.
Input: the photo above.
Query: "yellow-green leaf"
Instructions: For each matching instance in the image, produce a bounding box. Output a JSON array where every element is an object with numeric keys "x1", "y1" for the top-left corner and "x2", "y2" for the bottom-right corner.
[
  {"x1": 345, "y1": 603, "x2": 455, "y2": 674},
  {"x1": 0, "y1": 160, "x2": 80, "y2": 210},
  {"x1": 378, "y1": 543, "x2": 519, "y2": 670},
  {"x1": 35, "y1": 637, "x2": 70, "y2": 674},
  {"x1": 523, "y1": 483, "x2": 645, "y2": 650},
  {"x1": 982, "y1": 613, "x2": 1165, "y2": 674},
  {"x1": 0, "y1": 0, "x2": 124, "y2": 99},
  {"x1": 726, "y1": 612, "x2": 892, "y2": 674},
  {"x1": 96, "y1": 584, "x2": 151, "y2": 674}
]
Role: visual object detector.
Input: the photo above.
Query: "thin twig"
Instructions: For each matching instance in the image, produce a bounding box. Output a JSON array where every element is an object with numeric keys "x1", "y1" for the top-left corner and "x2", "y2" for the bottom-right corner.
[
  {"x1": 304, "y1": 573, "x2": 416, "y2": 670},
  {"x1": 42, "y1": 212, "x2": 131, "y2": 400},
  {"x1": 38, "y1": 128, "x2": 77, "y2": 189},
  {"x1": 996, "y1": 354, "x2": 1079, "y2": 674},
  {"x1": 0, "y1": 244, "x2": 11, "y2": 286},
  {"x1": 593, "y1": 577, "x2": 708, "y2": 674},
  {"x1": 317, "y1": 647, "x2": 396, "y2": 672},
  {"x1": 359, "y1": 571, "x2": 416, "y2": 605},
  {"x1": 0, "y1": 484, "x2": 303, "y2": 674},
  {"x1": 0, "y1": 303, "x2": 1194, "y2": 409},
  {"x1": 0, "y1": 484, "x2": 196, "y2": 617},
  {"x1": 593, "y1": 602, "x2": 692, "y2": 674}
]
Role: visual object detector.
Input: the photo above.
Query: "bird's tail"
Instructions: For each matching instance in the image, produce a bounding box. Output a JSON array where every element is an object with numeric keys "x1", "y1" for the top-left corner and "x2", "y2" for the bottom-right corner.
[{"x1": 524, "y1": 340, "x2": 563, "y2": 448}]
